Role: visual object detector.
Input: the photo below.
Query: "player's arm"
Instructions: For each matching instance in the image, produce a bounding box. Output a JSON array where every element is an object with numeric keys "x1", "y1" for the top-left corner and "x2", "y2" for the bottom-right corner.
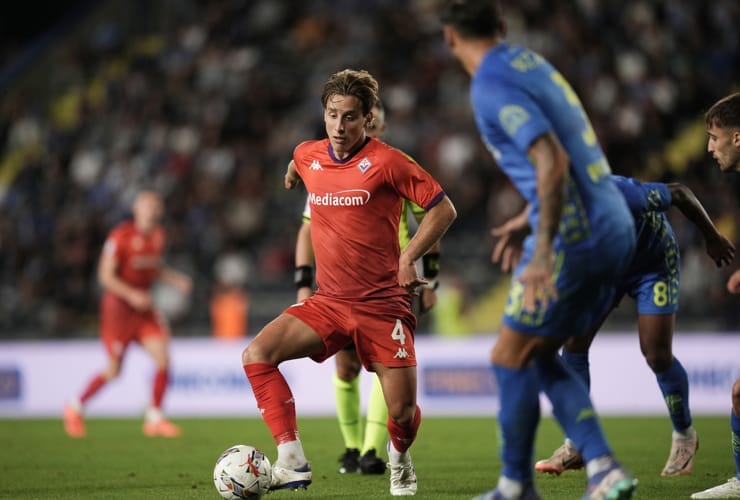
[
  {"x1": 409, "y1": 202, "x2": 442, "y2": 311},
  {"x1": 284, "y1": 160, "x2": 301, "y2": 190},
  {"x1": 159, "y1": 266, "x2": 193, "y2": 295},
  {"x1": 399, "y1": 195, "x2": 456, "y2": 292},
  {"x1": 667, "y1": 182, "x2": 735, "y2": 267},
  {"x1": 294, "y1": 221, "x2": 314, "y2": 302},
  {"x1": 98, "y1": 247, "x2": 151, "y2": 311},
  {"x1": 520, "y1": 132, "x2": 568, "y2": 310}
]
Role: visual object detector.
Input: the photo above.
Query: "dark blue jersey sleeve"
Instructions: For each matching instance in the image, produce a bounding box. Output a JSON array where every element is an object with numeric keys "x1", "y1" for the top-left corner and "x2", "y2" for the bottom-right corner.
[{"x1": 611, "y1": 175, "x2": 671, "y2": 216}]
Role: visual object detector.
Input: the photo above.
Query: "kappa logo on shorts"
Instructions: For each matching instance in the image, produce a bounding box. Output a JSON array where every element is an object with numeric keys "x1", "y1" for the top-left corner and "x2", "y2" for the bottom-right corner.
[
  {"x1": 309, "y1": 160, "x2": 323, "y2": 171},
  {"x1": 394, "y1": 348, "x2": 409, "y2": 359}
]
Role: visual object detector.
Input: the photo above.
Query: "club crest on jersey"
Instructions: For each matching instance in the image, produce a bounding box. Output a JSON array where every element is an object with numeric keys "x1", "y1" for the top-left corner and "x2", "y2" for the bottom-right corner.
[
  {"x1": 309, "y1": 160, "x2": 323, "y2": 171},
  {"x1": 357, "y1": 157, "x2": 372, "y2": 173}
]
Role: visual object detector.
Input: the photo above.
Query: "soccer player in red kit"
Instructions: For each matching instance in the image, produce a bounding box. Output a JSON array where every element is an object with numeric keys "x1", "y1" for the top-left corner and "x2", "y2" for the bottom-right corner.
[
  {"x1": 242, "y1": 69, "x2": 456, "y2": 496},
  {"x1": 63, "y1": 191, "x2": 192, "y2": 438}
]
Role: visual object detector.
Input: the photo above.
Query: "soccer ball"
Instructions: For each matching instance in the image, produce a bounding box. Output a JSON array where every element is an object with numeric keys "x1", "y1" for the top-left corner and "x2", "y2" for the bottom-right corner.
[{"x1": 213, "y1": 445, "x2": 272, "y2": 499}]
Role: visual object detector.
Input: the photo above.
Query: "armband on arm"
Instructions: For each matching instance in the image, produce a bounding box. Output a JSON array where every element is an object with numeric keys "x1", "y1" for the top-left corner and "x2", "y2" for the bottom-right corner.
[
  {"x1": 294, "y1": 265, "x2": 314, "y2": 289},
  {"x1": 422, "y1": 252, "x2": 440, "y2": 290}
]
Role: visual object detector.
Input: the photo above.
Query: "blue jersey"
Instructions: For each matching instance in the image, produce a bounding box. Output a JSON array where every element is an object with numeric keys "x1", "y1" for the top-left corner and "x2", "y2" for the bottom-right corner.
[
  {"x1": 471, "y1": 43, "x2": 633, "y2": 251},
  {"x1": 612, "y1": 175, "x2": 680, "y2": 314},
  {"x1": 474, "y1": 44, "x2": 636, "y2": 335}
]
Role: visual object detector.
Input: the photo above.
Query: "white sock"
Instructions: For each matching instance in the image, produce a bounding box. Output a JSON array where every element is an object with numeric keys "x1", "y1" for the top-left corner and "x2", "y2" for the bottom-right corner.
[
  {"x1": 586, "y1": 455, "x2": 616, "y2": 477},
  {"x1": 386, "y1": 441, "x2": 408, "y2": 464},
  {"x1": 673, "y1": 426, "x2": 696, "y2": 440},
  {"x1": 145, "y1": 407, "x2": 164, "y2": 423},
  {"x1": 496, "y1": 476, "x2": 523, "y2": 498},
  {"x1": 68, "y1": 399, "x2": 83, "y2": 413},
  {"x1": 277, "y1": 440, "x2": 307, "y2": 468}
]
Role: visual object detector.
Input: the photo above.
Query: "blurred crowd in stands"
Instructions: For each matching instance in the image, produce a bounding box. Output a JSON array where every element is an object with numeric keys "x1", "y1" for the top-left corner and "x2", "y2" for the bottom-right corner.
[{"x1": 0, "y1": 0, "x2": 738, "y2": 337}]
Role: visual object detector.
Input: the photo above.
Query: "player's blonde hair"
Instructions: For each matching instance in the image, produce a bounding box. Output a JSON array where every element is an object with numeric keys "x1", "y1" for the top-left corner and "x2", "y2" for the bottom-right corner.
[{"x1": 321, "y1": 69, "x2": 379, "y2": 116}]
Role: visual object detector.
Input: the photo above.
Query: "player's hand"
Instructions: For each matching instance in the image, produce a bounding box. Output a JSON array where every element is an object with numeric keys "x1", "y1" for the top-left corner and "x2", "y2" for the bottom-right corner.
[
  {"x1": 284, "y1": 160, "x2": 301, "y2": 190},
  {"x1": 490, "y1": 215, "x2": 530, "y2": 272},
  {"x1": 491, "y1": 229, "x2": 524, "y2": 273},
  {"x1": 419, "y1": 287, "x2": 437, "y2": 314},
  {"x1": 126, "y1": 289, "x2": 152, "y2": 311},
  {"x1": 398, "y1": 257, "x2": 425, "y2": 294},
  {"x1": 706, "y1": 233, "x2": 735, "y2": 267},
  {"x1": 727, "y1": 269, "x2": 740, "y2": 294},
  {"x1": 518, "y1": 250, "x2": 557, "y2": 312}
]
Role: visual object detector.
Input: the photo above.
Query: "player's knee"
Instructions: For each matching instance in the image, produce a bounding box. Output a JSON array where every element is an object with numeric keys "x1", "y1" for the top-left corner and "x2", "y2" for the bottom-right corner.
[
  {"x1": 104, "y1": 365, "x2": 121, "y2": 380},
  {"x1": 335, "y1": 355, "x2": 361, "y2": 380},
  {"x1": 643, "y1": 350, "x2": 672, "y2": 373},
  {"x1": 242, "y1": 340, "x2": 274, "y2": 365},
  {"x1": 387, "y1": 403, "x2": 416, "y2": 428}
]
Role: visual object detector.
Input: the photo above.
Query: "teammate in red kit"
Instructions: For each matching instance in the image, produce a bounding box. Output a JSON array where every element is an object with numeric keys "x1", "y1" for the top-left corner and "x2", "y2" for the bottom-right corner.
[
  {"x1": 242, "y1": 69, "x2": 456, "y2": 496},
  {"x1": 63, "y1": 191, "x2": 192, "y2": 438}
]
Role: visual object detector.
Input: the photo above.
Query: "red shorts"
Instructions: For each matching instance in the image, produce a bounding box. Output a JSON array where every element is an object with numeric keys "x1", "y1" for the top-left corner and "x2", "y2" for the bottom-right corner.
[
  {"x1": 284, "y1": 293, "x2": 417, "y2": 371},
  {"x1": 100, "y1": 294, "x2": 169, "y2": 359}
]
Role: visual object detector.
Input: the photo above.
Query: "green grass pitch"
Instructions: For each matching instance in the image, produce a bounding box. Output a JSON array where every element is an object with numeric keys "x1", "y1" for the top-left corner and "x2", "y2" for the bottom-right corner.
[{"x1": 0, "y1": 416, "x2": 733, "y2": 499}]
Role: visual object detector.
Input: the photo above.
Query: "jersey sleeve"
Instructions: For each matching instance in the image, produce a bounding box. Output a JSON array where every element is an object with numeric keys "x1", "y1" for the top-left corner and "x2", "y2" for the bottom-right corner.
[
  {"x1": 387, "y1": 150, "x2": 445, "y2": 211},
  {"x1": 611, "y1": 175, "x2": 671, "y2": 215},
  {"x1": 473, "y1": 81, "x2": 552, "y2": 154}
]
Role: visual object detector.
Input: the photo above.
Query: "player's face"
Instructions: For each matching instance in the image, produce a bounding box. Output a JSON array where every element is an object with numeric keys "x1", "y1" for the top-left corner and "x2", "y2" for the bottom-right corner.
[
  {"x1": 707, "y1": 124, "x2": 740, "y2": 172},
  {"x1": 365, "y1": 106, "x2": 386, "y2": 139},
  {"x1": 324, "y1": 94, "x2": 370, "y2": 159},
  {"x1": 133, "y1": 192, "x2": 163, "y2": 233}
]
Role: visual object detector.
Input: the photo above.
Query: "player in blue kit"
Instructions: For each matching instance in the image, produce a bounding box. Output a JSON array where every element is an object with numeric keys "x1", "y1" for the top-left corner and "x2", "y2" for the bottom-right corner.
[
  {"x1": 441, "y1": 1, "x2": 638, "y2": 499},
  {"x1": 493, "y1": 177, "x2": 735, "y2": 478}
]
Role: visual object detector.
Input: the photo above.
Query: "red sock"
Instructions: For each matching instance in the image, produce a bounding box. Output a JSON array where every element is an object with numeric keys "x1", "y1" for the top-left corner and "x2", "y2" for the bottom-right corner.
[
  {"x1": 387, "y1": 404, "x2": 422, "y2": 453},
  {"x1": 80, "y1": 374, "x2": 107, "y2": 404},
  {"x1": 244, "y1": 363, "x2": 298, "y2": 444},
  {"x1": 152, "y1": 369, "x2": 168, "y2": 408}
]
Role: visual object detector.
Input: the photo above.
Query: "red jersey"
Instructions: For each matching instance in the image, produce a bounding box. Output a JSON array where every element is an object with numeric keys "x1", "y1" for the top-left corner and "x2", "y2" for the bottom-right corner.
[
  {"x1": 294, "y1": 137, "x2": 445, "y2": 299},
  {"x1": 101, "y1": 220, "x2": 165, "y2": 292}
]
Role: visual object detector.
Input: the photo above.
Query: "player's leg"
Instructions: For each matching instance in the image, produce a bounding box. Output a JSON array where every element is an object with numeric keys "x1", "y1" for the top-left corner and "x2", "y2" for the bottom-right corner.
[
  {"x1": 690, "y1": 379, "x2": 740, "y2": 499},
  {"x1": 64, "y1": 307, "x2": 127, "y2": 438},
  {"x1": 139, "y1": 325, "x2": 180, "y2": 438},
  {"x1": 535, "y1": 312, "x2": 611, "y2": 475},
  {"x1": 333, "y1": 346, "x2": 362, "y2": 473},
  {"x1": 242, "y1": 305, "x2": 334, "y2": 491},
  {"x1": 487, "y1": 325, "x2": 555, "y2": 499},
  {"x1": 638, "y1": 313, "x2": 697, "y2": 476},
  {"x1": 360, "y1": 375, "x2": 388, "y2": 474},
  {"x1": 375, "y1": 363, "x2": 419, "y2": 496},
  {"x1": 64, "y1": 355, "x2": 122, "y2": 438}
]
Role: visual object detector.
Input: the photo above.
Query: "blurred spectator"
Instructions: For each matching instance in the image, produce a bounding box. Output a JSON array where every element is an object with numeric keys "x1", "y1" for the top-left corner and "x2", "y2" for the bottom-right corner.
[{"x1": 210, "y1": 251, "x2": 251, "y2": 339}]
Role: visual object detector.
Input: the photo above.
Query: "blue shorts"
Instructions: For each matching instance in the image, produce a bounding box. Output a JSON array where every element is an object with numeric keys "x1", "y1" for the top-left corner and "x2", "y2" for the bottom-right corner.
[
  {"x1": 502, "y1": 230, "x2": 635, "y2": 337},
  {"x1": 616, "y1": 239, "x2": 680, "y2": 315}
]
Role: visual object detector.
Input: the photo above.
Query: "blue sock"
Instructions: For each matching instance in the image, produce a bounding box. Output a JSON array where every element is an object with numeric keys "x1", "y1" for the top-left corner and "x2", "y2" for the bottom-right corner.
[
  {"x1": 731, "y1": 411, "x2": 740, "y2": 480},
  {"x1": 656, "y1": 357, "x2": 692, "y2": 431},
  {"x1": 535, "y1": 356, "x2": 611, "y2": 462},
  {"x1": 561, "y1": 351, "x2": 590, "y2": 390},
  {"x1": 491, "y1": 363, "x2": 540, "y2": 482}
]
